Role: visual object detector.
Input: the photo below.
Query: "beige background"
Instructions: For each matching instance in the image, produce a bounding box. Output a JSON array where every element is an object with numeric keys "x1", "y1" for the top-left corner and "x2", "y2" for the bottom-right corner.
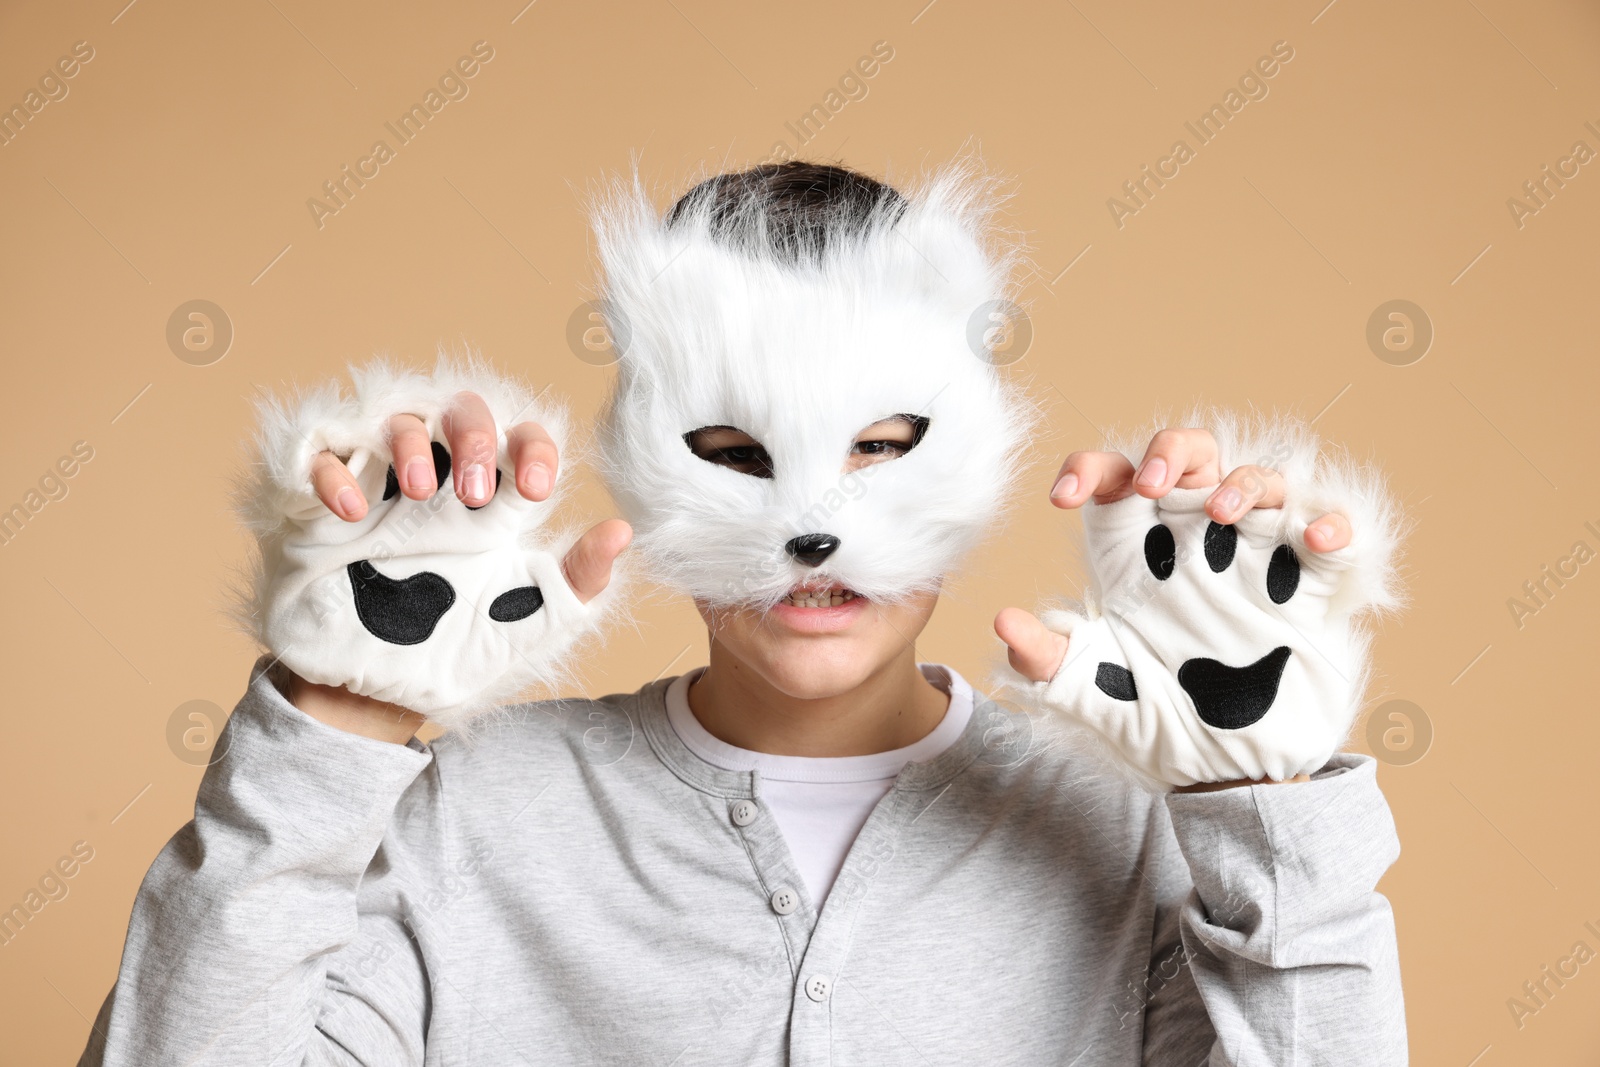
[{"x1": 2, "y1": 0, "x2": 1596, "y2": 1061}]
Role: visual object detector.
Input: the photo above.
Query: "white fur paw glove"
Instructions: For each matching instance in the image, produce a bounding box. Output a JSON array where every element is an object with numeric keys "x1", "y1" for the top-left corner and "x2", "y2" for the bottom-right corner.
[
  {"x1": 1023, "y1": 420, "x2": 1403, "y2": 788},
  {"x1": 236, "y1": 357, "x2": 615, "y2": 726}
]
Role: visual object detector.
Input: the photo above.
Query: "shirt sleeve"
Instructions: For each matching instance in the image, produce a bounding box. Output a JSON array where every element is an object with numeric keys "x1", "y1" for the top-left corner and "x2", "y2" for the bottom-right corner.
[
  {"x1": 77, "y1": 656, "x2": 437, "y2": 1067},
  {"x1": 1140, "y1": 753, "x2": 1408, "y2": 1065}
]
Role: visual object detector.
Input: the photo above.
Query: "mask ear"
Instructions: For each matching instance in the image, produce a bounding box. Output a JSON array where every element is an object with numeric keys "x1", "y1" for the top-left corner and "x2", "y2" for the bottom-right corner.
[
  {"x1": 885, "y1": 157, "x2": 1024, "y2": 319},
  {"x1": 585, "y1": 168, "x2": 659, "y2": 286},
  {"x1": 583, "y1": 169, "x2": 678, "y2": 368}
]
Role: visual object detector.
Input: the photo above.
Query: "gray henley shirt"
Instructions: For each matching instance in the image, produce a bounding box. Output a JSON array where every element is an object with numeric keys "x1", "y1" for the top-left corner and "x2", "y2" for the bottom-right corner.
[{"x1": 78, "y1": 655, "x2": 1408, "y2": 1065}]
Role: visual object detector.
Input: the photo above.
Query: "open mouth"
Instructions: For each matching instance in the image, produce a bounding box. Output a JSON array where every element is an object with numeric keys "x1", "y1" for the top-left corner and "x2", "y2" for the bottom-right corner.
[{"x1": 781, "y1": 584, "x2": 859, "y2": 609}]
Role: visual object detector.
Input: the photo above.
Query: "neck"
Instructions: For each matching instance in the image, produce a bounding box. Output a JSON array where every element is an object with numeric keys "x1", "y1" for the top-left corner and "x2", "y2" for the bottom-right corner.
[{"x1": 686, "y1": 641, "x2": 951, "y2": 758}]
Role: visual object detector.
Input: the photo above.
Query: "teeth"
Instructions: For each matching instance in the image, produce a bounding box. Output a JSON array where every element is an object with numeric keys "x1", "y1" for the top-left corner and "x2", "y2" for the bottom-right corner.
[{"x1": 784, "y1": 589, "x2": 857, "y2": 608}]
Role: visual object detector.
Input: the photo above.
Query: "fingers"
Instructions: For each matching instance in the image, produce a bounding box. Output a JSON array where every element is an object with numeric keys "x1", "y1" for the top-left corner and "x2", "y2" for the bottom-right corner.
[
  {"x1": 386, "y1": 414, "x2": 436, "y2": 500},
  {"x1": 1049, "y1": 428, "x2": 1222, "y2": 509},
  {"x1": 319, "y1": 395, "x2": 566, "y2": 519},
  {"x1": 507, "y1": 421, "x2": 560, "y2": 502},
  {"x1": 391, "y1": 402, "x2": 564, "y2": 505},
  {"x1": 311, "y1": 450, "x2": 368, "y2": 522},
  {"x1": 561, "y1": 519, "x2": 633, "y2": 604},
  {"x1": 1048, "y1": 451, "x2": 1137, "y2": 509},
  {"x1": 1305, "y1": 512, "x2": 1353, "y2": 553},
  {"x1": 1200, "y1": 464, "x2": 1353, "y2": 553},
  {"x1": 442, "y1": 390, "x2": 500, "y2": 508},
  {"x1": 1132, "y1": 428, "x2": 1221, "y2": 496},
  {"x1": 311, "y1": 411, "x2": 431, "y2": 520},
  {"x1": 994, "y1": 607, "x2": 1069, "y2": 683},
  {"x1": 1204, "y1": 463, "x2": 1286, "y2": 523}
]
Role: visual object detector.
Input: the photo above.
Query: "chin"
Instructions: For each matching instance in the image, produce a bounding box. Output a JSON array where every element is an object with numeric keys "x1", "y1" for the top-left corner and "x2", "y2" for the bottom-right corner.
[{"x1": 750, "y1": 643, "x2": 883, "y2": 701}]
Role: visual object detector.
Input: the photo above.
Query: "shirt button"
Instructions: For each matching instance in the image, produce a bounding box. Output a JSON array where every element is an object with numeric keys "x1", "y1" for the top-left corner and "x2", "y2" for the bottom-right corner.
[
  {"x1": 770, "y1": 887, "x2": 799, "y2": 915},
  {"x1": 730, "y1": 799, "x2": 758, "y2": 826},
  {"x1": 804, "y1": 974, "x2": 831, "y2": 1002}
]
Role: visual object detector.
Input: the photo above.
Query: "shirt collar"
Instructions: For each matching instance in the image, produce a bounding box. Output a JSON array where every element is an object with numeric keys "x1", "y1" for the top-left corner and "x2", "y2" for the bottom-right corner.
[
  {"x1": 635, "y1": 664, "x2": 1012, "y2": 799},
  {"x1": 662, "y1": 664, "x2": 976, "y2": 784}
]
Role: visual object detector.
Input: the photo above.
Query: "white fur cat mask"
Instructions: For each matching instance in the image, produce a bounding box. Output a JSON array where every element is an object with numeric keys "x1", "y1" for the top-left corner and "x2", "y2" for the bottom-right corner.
[{"x1": 588, "y1": 159, "x2": 1037, "y2": 609}]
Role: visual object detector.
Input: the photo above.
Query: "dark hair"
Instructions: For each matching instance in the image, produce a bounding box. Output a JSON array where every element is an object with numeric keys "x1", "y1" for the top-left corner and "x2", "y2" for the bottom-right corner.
[{"x1": 663, "y1": 161, "x2": 908, "y2": 265}]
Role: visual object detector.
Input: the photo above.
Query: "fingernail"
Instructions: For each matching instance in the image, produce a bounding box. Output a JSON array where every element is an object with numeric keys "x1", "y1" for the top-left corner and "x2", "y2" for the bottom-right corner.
[
  {"x1": 463, "y1": 464, "x2": 487, "y2": 501},
  {"x1": 1213, "y1": 487, "x2": 1242, "y2": 518},
  {"x1": 404, "y1": 457, "x2": 433, "y2": 492},
  {"x1": 1136, "y1": 457, "x2": 1167, "y2": 488},
  {"x1": 522, "y1": 463, "x2": 552, "y2": 498},
  {"x1": 335, "y1": 487, "x2": 362, "y2": 519},
  {"x1": 1050, "y1": 472, "x2": 1078, "y2": 502}
]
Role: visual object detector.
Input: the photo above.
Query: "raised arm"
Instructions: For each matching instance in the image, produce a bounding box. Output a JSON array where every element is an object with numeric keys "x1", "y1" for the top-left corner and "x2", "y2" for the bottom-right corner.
[
  {"x1": 78, "y1": 660, "x2": 438, "y2": 1066},
  {"x1": 1139, "y1": 758, "x2": 1407, "y2": 1064},
  {"x1": 999, "y1": 413, "x2": 1409, "y2": 1058},
  {"x1": 80, "y1": 357, "x2": 628, "y2": 1064}
]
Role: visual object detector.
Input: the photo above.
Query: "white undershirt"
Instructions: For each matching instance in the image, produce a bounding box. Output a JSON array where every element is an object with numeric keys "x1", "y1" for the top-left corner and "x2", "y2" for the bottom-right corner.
[{"x1": 664, "y1": 663, "x2": 974, "y2": 908}]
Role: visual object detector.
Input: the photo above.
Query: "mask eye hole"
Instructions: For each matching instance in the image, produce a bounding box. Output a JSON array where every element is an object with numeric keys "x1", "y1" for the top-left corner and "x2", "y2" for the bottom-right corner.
[
  {"x1": 684, "y1": 425, "x2": 775, "y2": 479},
  {"x1": 1144, "y1": 524, "x2": 1176, "y2": 580},
  {"x1": 848, "y1": 414, "x2": 930, "y2": 470}
]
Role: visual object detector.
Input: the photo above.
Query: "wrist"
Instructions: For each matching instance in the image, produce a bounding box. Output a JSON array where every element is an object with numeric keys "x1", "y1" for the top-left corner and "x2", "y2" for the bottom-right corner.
[
  {"x1": 284, "y1": 669, "x2": 426, "y2": 745},
  {"x1": 1173, "y1": 772, "x2": 1310, "y2": 793}
]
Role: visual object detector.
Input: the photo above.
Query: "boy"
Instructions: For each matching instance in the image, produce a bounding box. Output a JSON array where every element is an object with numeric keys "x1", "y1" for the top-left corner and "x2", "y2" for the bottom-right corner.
[{"x1": 81, "y1": 160, "x2": 1406, "y2": 1064}]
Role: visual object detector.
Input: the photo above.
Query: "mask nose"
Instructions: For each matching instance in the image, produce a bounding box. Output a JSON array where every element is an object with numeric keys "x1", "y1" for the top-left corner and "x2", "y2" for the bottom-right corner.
[{"x1": 785, "y1": 533, "x2": 841, "y2": 567}]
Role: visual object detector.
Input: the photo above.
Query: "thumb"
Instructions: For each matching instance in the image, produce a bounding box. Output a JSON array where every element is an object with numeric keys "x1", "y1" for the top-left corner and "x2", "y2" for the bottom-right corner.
[
  {"x1": 995, "y1": 607, "x2": 1069, "y2": 683},
  {"x1": 561, "y1": 519, "x2": 633, "y2": 604}
]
